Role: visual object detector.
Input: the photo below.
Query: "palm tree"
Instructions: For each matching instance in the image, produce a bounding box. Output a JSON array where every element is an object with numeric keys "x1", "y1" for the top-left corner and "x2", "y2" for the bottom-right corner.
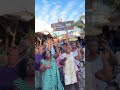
[{"x1": 74, "y1": 15, "x2": 85, "y2": 31}]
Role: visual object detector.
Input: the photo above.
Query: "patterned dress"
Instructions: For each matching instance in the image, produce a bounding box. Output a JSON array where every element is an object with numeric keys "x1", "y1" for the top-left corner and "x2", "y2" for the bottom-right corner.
[{"x1": 41, "y1": 57, "x2": 64, "y2": 90}]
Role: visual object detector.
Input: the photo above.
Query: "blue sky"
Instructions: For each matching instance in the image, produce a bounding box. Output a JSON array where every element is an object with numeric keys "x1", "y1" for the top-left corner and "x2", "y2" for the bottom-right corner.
[{"x1": 35, "y1": 0, "x2": 85, "y2": 25}]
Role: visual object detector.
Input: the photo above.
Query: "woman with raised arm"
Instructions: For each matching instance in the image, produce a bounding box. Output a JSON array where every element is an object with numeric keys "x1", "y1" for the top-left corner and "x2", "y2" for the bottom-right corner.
[{"x1": 40, "y1": 49, "x2": 64, "y2": 90}]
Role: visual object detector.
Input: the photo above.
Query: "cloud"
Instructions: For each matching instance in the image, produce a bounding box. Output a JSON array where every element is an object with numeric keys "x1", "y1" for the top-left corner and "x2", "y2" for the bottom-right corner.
[
  {"x1": 60, "y1": 0, "x2": 77, "y2": 21},
  {"x1": 42, "y1": 4, "x2": 61, "y2": 24},
  {"x1": 36, "y1": 0, "x2": 85, "y2": 24},
  {"x1": 35, "y1": 5, "x2": 39, "y2": 12},
  {"x1": 79, "y1": 1, "x2": 85, "y2": 8},
  {"x1": 40, "y1": 0, "x2": 51, "y2": 17},
  {"x1": 68, "y1": 11, "x2": 79, "y2": 20}
]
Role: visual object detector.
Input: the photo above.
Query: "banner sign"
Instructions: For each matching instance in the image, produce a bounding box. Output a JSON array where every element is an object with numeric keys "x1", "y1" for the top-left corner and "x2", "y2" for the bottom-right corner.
[{"x1": 51, "y1": 20, "x2": 74, "y2": 31}]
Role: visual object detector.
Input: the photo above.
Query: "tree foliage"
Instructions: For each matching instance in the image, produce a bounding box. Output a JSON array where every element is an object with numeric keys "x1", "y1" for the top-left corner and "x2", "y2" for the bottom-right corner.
[{"x1": 74, "y1": 15, "x2": 85, "y2": 30}]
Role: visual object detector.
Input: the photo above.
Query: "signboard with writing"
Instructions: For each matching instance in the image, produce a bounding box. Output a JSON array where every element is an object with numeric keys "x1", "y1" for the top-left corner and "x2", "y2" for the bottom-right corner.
[{"x1": 51, "y1": 20, "x2": 74, "y2": 31}]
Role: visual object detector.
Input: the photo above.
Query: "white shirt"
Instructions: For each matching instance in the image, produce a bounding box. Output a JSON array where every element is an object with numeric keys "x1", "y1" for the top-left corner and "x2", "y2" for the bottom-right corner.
[
  {"x1": 72, "y1": 49, "x2": 80, "y2": 66},
  {"x1": 60, "y1": 52, "x2": 78, "y2": 85}
]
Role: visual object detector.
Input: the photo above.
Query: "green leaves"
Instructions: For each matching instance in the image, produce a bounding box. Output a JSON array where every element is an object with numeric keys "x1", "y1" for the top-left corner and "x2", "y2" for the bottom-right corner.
[{"x1": 74, "y1": 15, "x2": 85, "y2": 30}]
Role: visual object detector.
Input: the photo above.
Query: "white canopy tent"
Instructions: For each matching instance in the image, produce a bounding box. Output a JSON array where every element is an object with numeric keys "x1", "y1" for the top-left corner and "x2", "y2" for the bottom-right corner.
[
  {"x1": 35, "y1": 19, "x2": 53, "y2": 35},
  {"x1": 35, "y1": 19, "x2": 55, "y2": 45}
]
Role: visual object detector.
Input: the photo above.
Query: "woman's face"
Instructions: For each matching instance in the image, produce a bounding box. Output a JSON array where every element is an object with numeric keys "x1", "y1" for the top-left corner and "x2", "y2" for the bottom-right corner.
[
  {"x1": 38, "y1": 46, "x2": 43, "y2": 54},
  {"x1": 72, "y1": 42, "x2": 76, "y2": 49},
  {"x1": 63, "y1": 44, "x2": 67, "y2": 51},
  {"x1": 66, "y1": 46, "x2": 71, "y2": 53},
  {"x1": 46, "y1": 50, "x2": 51, "y2": 58}
]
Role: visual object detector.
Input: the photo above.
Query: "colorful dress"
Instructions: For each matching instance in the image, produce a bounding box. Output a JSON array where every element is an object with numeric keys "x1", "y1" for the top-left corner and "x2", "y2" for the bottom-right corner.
[{"x1": 41, "y1": 57, "x2": 64, "y2": 90}]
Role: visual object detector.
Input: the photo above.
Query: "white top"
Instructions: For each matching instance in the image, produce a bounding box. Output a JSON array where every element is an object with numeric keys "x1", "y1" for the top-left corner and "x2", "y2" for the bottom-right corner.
[
  {"x1": 60, "y1": 52, "x2": 77, "y2": 85},
  {"x1": 72, "y1": 49, "x2": 80, "y2": 66}
]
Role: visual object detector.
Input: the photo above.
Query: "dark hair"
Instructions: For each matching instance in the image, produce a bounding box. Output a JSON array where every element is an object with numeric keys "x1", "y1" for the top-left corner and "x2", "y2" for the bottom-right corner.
[
  {"x1": 62, "y1": 43, "x2": 67, "y2": 46},
  {"x1": 102, "y1": 25, "x2": 109, "y2": 34},
  {"x1": 42, "y1": 50, "x2": 52, "y2": 60}
]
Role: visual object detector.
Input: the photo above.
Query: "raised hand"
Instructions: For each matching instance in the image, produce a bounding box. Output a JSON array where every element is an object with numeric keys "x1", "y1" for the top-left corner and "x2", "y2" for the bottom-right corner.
[{"x1": 46, "y1": 64, "x2": 52, "y2": 69}]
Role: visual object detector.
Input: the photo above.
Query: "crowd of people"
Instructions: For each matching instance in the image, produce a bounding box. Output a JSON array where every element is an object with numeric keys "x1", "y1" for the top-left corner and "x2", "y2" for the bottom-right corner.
[
  {"x1": 0, "y1": 25, "x2": 120, "y2": 90},
  {"x1": 35, "y1": 39, "x2": 85, "y2": 90}
]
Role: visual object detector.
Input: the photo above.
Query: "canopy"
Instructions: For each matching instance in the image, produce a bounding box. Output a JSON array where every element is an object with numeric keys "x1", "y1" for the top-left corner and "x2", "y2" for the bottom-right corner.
[{"x1": 35, "y1": 19, "x2": 53, "y2": 35}]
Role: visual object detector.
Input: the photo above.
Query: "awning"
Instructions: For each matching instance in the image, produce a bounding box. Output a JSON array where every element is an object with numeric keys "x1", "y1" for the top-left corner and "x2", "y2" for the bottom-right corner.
[{"x1": 35, "y1": 19, "x2": 53, "y2": 35}]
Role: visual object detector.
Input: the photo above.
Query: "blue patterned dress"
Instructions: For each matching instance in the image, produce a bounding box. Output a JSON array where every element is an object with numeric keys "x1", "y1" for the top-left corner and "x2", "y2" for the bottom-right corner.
[{"x1": 41, "y1": 57, "x2": 64, "y2": 90}]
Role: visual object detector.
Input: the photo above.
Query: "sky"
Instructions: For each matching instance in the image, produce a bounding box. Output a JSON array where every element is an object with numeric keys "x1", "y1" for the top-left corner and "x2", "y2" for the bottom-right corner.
[{"x1": 35, "y1": 0, "x2": 85, "y2": 25}]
